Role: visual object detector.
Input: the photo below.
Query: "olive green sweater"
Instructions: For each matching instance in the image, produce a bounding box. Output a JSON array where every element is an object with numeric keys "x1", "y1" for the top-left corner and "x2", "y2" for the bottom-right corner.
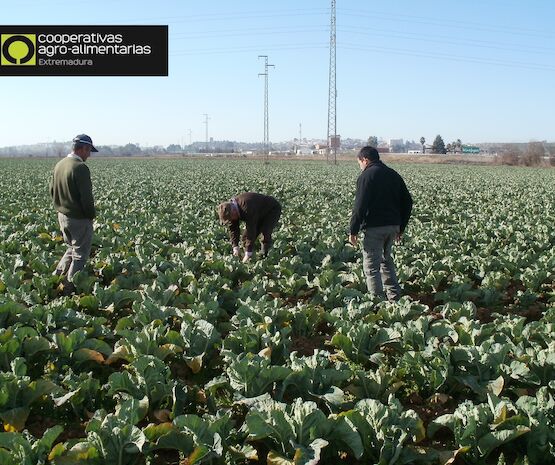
[{"x1": 50, "y1": 156, "x2": 96, "y2": 219}]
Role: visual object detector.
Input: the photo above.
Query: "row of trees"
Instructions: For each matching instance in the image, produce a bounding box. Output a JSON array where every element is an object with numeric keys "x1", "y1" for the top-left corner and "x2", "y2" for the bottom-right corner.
[
  {"x1": 421, "y1": 138, "x2": 552, "y2": 165},
  {"x1": 497, "y1": 142, "x2": 553, "y2": 167},
  {"x1": 0, "y1": 142, "x2": 148, "y2": 158},
  {"x1": 0, "y1": 142, "x2": 235, "y2": 157},
  {"x1": 366, "y1": 135, "x2": 464, "y2": 154},
  {"x1": 421, "y1": 135, "x2": 464, "y2": 154},
  {"x1": 2, "y1": 136, "x2": 329, "y2": 157},
  {"x1": 429, "y1": 135, "x2": 447, "y2": 154}
]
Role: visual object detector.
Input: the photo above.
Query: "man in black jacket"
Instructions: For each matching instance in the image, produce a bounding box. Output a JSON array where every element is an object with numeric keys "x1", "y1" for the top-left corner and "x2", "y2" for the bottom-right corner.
[
  {"x1": 349, "y1": 146, "x2": 413, "y2": 301},
  {"x1": 218, "y1": 192, "x2": 282, "y2": 262}
]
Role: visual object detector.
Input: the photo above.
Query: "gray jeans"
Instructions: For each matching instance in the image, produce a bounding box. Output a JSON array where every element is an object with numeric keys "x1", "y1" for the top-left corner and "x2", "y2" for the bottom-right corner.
[
  {"x1": 362, "y1": 225, "x2": 401, "y2": 301},
  {"x1": 56, "y1": 213, "x2": 93, "y2": 281}
]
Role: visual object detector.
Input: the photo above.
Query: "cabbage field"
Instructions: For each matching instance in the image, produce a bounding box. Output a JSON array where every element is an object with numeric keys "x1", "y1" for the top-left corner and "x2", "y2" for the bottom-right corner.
[{"x1": 0, "y1": 157, "x2": 554, "y2": 465}]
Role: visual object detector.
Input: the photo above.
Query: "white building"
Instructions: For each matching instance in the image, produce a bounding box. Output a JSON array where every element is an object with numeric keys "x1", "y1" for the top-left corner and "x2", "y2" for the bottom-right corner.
[
  {"x1": 295, "y1": 145, "x2": 315, "y2": 155},
  {"x1": 389, "y1": 139, "x2": 404, "y2": 148}
]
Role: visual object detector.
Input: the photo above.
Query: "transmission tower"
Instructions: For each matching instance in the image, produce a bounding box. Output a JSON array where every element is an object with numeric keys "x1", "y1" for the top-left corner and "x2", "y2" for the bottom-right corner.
[
  {"x1": 202, "y1": 114, "x2": 210, "y2": 153},
  {"x1": 327, "y1": 0, "x2": 337, "y2": 164},
  {"x1": 258, "y1": 55, "x2": 275, "y2": 164}
]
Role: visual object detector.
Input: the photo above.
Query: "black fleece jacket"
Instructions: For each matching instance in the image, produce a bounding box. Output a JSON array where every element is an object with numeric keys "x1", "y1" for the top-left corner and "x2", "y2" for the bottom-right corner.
[
  {"x1": 350, "y1": 160, "x2": 413, "y2": 235},
  {"x1": 228, "y1": 192, "x2": 281, "y2": 252}
]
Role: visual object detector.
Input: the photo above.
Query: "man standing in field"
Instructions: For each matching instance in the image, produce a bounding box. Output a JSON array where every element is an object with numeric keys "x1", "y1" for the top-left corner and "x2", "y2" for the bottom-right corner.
[
  {"x1": 349, "y1": 146, "x2": 413, "y2": 301},
  {"x1": 218, "y1": 192, "x2": 282, "y2": 262},
  {"x1": 50, "y1": 134, "x2": 98, "y2": 291}
]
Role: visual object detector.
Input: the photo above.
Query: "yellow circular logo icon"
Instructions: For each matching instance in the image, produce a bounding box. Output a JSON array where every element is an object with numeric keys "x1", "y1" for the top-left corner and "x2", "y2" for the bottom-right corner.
[{"x1": 1, "y1": 34, "x2": 36, "y2": 66}]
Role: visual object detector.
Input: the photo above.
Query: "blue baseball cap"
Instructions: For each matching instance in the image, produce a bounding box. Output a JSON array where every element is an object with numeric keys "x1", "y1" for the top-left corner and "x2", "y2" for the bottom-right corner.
[{"x1": 73, "y1": 134, "x2": 98, "y2": 152}]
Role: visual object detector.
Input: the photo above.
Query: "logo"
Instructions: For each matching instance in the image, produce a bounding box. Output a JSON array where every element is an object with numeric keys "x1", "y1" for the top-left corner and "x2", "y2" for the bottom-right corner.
[
  {"x1": 1, "y1": 34, "x2": 36, "y2": 65},
  {"x1": 0, "y1": 26, "x2": 167, "y2": 76}
]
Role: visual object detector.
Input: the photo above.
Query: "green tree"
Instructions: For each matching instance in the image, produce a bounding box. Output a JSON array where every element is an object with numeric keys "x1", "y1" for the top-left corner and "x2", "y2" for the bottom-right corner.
[
  {"x1": 167, "y1": 144, "x2": 183, "y2": 153},
  {"x1": 432, "y1": 135, "x2": 447, "y2": 154},
  {"x1": 456, "y1": 139, "x2": 462, "y2": 153},
  {"x1": 420, "y1": 137, "x2": 425, "y2": 154},
  {"x1": 522, "y1": 141, "x2": 545, "y2": 166},
  {"x1": 367, "y1": 136, "x2": 378, "y2": 148},
  {"x1": 119, "y1": 143, "x2": 142, "y2": 156},
  {"x1": 94, "y1": 145, "x2": 113, "y2": 156}
]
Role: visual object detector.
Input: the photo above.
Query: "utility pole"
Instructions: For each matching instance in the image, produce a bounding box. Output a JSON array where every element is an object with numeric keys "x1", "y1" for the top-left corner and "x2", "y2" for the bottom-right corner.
[
  {"x1": 258, "y1": 55, "x2": 274, "y2": 164},
  {"x1": 294, "y1": 123, "x2": 302, "y2": 155},
  {"x1": 188, "y1": 129, "x2": 192, "y2": 145},
  {"x1": 202, "y1": 114, "x2": 210, "y2": 153},
  {"x1": 327, "y1": 0, "x2": 338, "y2": 165}
]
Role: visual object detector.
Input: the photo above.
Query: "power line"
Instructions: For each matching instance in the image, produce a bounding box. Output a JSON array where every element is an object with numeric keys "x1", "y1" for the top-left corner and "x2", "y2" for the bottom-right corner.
[
  {"x1": 168, "y1": 30, "x2": 554, "y2": 63},
  {"x1": 109, "y1": 8, "x2": 330, "y2": 25},
  {"x1": 338, "y1": 8, "x2": 555, "y2": 39},
  {"x1": 169, "y1": 25, "x2": 553, "y2": 56},
  {"x1": 170, "y1": 24, "x2": 329, "y2": 39},
  {"x1": 339, "y1": 42, "x2": 555, "y2": 72},
  {"x1": 169, "y1": 41, "x2": 552, "y2": 72},
  {"x1": 170, "y1": 43, "x2": 328, "y2": 56},
  {"x1": 11, "y1": 0, "x2": 102, "y2": 7},
  {"x1": 168, "y1": 23, "x2": 554, "y2": 57},
  {"x1": 336, "y1": 26, "x2": 555, "y2": 56}
]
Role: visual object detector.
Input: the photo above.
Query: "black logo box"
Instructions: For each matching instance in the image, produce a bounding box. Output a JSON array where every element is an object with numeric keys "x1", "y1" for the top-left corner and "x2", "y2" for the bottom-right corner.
[{"x1": 0, "y1": 25, "x2": 168, "y2": 76}]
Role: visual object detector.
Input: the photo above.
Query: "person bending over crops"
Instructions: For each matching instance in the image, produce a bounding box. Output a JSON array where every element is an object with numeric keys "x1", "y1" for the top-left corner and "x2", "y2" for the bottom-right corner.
[
  {"x1": 49, "y1": 134, "x2": 98, "y2": 293},
  {"x1": 349, "y1": 146, "x2": 413, "y2": 301},
  {"x1": 218, "y1": 192, "x2": 282, "y2": 262}
]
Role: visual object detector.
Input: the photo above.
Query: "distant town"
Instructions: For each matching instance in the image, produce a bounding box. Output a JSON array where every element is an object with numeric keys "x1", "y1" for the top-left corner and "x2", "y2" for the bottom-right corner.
[{"x1": 1, "y1": 136, "x2": 554, "y2": 166}]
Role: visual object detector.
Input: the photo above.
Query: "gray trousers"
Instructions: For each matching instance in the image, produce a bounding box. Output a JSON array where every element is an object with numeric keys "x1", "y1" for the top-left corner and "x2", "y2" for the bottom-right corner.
[
  {"x1": 362, "y1": 225, "x2": 402, "y2": 301},
  {"x1": 55, "y1": 213, "x2": 93, "y2": 281}
]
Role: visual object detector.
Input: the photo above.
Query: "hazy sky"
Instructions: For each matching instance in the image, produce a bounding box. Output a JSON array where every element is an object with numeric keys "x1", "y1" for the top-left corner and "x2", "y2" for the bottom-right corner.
[{"x1": 1, "y1": 0, "x2": 554, "y2": 147}]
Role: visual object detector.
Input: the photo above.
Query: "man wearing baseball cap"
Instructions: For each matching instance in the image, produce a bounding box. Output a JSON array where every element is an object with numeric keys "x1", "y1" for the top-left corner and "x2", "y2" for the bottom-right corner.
[
  {"x1": 218, "y1": 192, "x2": 281, "y2": 262},
  {"x1": 50, "y1": 134, "x2": 98, "y2": 293}
]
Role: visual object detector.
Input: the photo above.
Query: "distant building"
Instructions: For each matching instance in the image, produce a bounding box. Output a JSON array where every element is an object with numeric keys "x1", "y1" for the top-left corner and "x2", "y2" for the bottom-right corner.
[
  {"x1": 462, "y1": 145, "x2": 480, "y2": 154},
  {"x1": 312, "y1": 143, "x2": 328, "y2": 155},
  {"x1": 405, "y1": 140, "x2": 422, "y2": 151},
  {"x1": 295, "y1": 145, "x2": 315, "y2": 155},
  {"x1": 407, "y1": 150, "x2": 421, "y2": 154},
  {"x1": 388, "y1": 139, "x2": 404, "y2": 153}
]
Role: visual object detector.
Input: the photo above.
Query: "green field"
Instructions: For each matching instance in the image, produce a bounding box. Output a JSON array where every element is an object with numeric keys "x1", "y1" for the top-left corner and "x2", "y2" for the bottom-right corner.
[{"x1": 0, "y1": 158, "x2": 554, "y2": 465}]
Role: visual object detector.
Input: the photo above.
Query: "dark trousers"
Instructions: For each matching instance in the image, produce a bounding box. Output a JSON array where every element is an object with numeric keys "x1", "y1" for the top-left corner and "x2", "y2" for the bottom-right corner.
[{"x1": 258, "y1": 204, "x2": 282, "y2": 255}]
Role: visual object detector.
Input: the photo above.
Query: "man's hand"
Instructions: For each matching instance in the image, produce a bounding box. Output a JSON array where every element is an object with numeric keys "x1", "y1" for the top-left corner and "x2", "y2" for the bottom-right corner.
[
  {"x1": 232, "y1": 246, "x2": 241, "y2": 257},
  {"x1": 395, "y1": 233, "x2": 402, "y2": 245},
  {"x1": 349, "y1": 234, "x2": 358, "y2": 247}
]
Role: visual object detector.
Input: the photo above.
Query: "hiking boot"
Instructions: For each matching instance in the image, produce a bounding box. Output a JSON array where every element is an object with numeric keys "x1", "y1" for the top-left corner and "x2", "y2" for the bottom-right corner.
[{"x1": 61, "y1": 280, "x2": 76, "y2": 296}]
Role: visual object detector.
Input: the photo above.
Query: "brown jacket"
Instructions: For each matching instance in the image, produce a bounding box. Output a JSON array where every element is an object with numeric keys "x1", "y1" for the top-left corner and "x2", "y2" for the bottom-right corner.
[{"x1": 228, "y1": 192, "x2": 281, "y2": 252}]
